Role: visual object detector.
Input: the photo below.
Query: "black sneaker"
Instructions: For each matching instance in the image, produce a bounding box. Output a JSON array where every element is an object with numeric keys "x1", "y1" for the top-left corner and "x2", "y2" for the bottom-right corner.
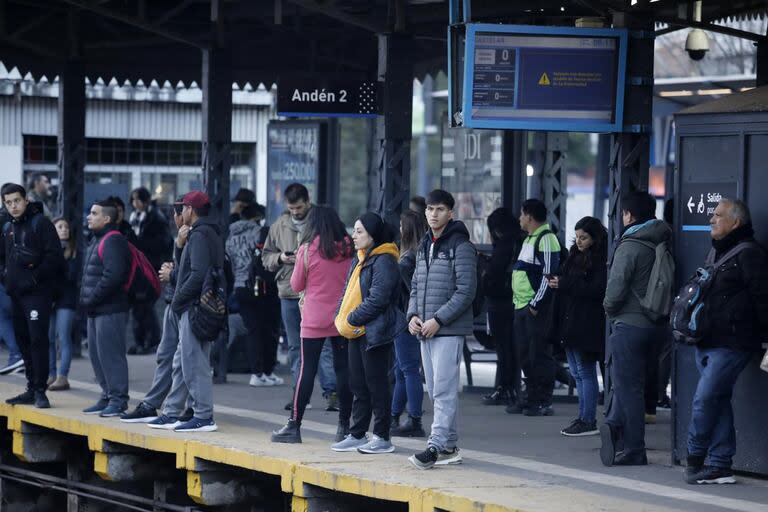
[
  {"x1": 481, "y1": 388, "x2": 509, "y2": 406},
  {"x1": 689, "y1": 466, "x2": 736, "y2": 485},
  {"x1": 657, "y1": 395, "x2": 672, "y2": 409},
  {"x1": 562, "y1": 420, "x2": 599, "y2": 437},
  {"x1": 523, "y1": 404, "x2": 554, "y2": 417},
  {"x1": 408, "y1": 446, "x2": 439, "y2": 470},
  {"x1": 684, "y1": 455, "x2": 705, "y2": 484},
  {"x1": 179, "y1": 407, "x2": 195, "y2": 423},
  {"x1": 34, "y1": 391, "x2": 50, "y2": 409},
  {"x1": 391, "y1": 415, "x2": 426, "y2": 438},
  {"x1": 120, "y1": 403, "x2": 159, "y2": 423},
  {"x1": 505, "y1": 402, "x2": 525, "y2": 414},
  {"x1": 600, "y1": 423, "x2": 618, "y2": 466},
  {"x1": 6, "y1": 389, "x2": 35, "y2": 405}
]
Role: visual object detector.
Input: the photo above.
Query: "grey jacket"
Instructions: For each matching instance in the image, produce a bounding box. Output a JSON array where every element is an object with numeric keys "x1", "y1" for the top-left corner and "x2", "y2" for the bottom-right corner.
[
  {"x1": 407, "y1": 220, "x2": 477, "y2": 337},
  {"x1": 226, "y1": 219, "x2": 261, "y2": 289},
  {"x1": 172, "y1": 217, "x2": 224, "y2": 315},
  {"x1": 604, "y1": 219, "x2": 672, "y2": 328},
  {"x1": 262, "y1": 211, "x2": 304, "y2": 299}
]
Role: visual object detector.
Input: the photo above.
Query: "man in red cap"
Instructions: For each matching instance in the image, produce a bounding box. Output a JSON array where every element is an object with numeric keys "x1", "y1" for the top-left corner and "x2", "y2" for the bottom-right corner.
[{"x1": 148, "y1": 190, "x2": 223, "y2": 433}]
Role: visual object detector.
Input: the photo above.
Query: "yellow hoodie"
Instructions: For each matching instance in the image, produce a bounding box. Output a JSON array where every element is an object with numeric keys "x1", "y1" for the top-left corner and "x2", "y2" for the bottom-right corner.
[{"x1": 334, "y1": 242, "x2": 400, "y2": 339}]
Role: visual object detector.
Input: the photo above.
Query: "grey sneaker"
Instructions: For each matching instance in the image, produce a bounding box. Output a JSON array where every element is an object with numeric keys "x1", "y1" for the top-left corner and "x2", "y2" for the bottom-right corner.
[
  {"x1": 357, "y1": 435, "x2": 395, "y2": 454},
  {"x1": 435, "y1": 447, "x2": 462, "y2": 466},
  {"x1": 331, "y1": 434, "x2": 369, "y2": 452}
]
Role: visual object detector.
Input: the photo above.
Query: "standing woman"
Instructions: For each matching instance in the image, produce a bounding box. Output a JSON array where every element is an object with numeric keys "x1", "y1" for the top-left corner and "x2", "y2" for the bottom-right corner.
[
  {"x1": 48, "y1": 217, "x2": 80, "y2": 391},
  {"x1": 548, "y1": 216, "x2": 607, "y2": 436},
  {"x1": 332, "y1": 212, "x2": 406, "y2": 454},
  {"x1": 390, "y1": 211, "x2": 428, "y2": 437},
  {"x1": 271, "y1": 206, "x2": 354, "y2": 444}
]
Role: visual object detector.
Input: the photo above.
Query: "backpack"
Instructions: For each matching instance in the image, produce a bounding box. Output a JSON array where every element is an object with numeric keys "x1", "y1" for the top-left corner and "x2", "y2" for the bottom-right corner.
[
  {"x1": 533, "y1": 229, "x2": 569, "y2": 273},
  {"x1": 472, "y1": 252, "x2": 488, "y2": 317},
  {"x1": 245, "y1": 226, "x2": 278, "y2": 298},
  {"x1": 670, "y1": 242, "x2": 754, "y2": 345},
  {"x1": 98, "y1": 231, "x2": 161, "y2": 304},
  {"x1": 624, "y1": 238, "x2": 675, "y2": 322},
  {"x1": 189, "y1": 266, "x2": 228, "y2": 342}
]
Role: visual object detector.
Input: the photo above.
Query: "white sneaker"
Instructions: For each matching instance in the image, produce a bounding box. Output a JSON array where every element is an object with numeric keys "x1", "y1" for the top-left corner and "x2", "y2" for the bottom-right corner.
[
  {"x1": 264, "y1": 373, "x2": 284, "y2": 386},
  {"x1": 249, "y1": 374, "x2": 274, "y2": 387}
]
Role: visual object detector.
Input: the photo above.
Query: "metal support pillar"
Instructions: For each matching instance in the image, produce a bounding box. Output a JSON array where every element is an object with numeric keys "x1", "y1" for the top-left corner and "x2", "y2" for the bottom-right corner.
[
  {"x1": 57, "y1": 60, "x2": 85, "y2": 247},
  {"x1": 757, "y1": 39, "x2": 768, "y2": 87},
  {"x1": 371, "y1": 33, "x2": 413, "y2": 227},
  {"x1": 594, "y1": 134, "x2": 611, "y2": 222},
  {"x1": 608, "y1": 14, "x2": 653, "y2": 246},
  {"x1": 532, "y1": 132, "x2": 568, "y2": 238},
  {"x1": 502, "y1": 130, "x2": 526, "y2": 215},
  {"x1": 201, "y1": 47, "x2": 232, "y2": 229}
]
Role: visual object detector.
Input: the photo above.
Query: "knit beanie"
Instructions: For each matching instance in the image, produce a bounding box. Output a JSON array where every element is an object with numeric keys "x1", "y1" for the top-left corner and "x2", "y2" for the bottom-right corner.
[{"x1": 358, "y1": 212, "x2": 394, "y2": 245}]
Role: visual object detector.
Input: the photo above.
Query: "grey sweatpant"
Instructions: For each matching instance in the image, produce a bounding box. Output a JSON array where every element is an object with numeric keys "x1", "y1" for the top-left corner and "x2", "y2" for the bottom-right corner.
[
  {"x1": 88, "y1": 312, "x2": 129, "y2": 407},
  {"x1": 143, "y1": 306, "x2": 179, "y2": 410},
  {"x1": 421, "y1": 335, "x2": 463, "y2": 452},
  {"x1": 163, "y1": 311, "x2": 213, "y2": 420}
]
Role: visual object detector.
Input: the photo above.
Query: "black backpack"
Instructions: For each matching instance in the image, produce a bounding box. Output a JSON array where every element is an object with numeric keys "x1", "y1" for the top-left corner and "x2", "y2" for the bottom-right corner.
[
  {"x1": 533, "y1": 229, "x2": 569, "y2": 273},
  {"x1": 245, "y1": 225, "x2": 278, "y2": 298},
  {"x1": 472, "y1": 252, "x2": 488, "y2": 317},
  {"x1": 670, "y1": 242, "x2": 755, "y2": 345},
  {"x1": 189, "y1": 266, "x2": 228, "y2": 342}
]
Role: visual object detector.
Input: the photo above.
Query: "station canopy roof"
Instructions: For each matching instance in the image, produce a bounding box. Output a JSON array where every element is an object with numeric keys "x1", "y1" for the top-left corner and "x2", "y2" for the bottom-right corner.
[{"x1": 2, "y1": 0, "x2": 767, "y2": 88}]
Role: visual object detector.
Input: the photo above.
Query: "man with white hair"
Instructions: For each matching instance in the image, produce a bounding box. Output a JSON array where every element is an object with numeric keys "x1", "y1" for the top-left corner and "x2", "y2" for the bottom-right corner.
[{"x1": 685, "y1": 198, "x2": 768, "y2": 485}]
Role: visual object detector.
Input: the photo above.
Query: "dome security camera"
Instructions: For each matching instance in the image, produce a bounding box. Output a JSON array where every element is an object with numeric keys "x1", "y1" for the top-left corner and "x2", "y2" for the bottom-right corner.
[{"x1": 685, "y1": 29, "x2": 709, "y2": 61}]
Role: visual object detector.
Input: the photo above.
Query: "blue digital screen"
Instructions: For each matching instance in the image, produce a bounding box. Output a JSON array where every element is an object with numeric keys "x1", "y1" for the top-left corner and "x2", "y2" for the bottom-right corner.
[{"x1": 462, "y1": 24, "x2": 628, "y2": 133}]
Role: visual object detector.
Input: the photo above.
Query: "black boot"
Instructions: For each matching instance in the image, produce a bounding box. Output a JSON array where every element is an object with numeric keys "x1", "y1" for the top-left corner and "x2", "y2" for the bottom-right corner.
[
  {"x1": 6, "y1": 389, "x2": 35, "y2": 405},
  {"x1": 271, "y1": 419, "x2": 301, "y2": 444},
  {"x1": 34, "y1": 390, "x2": 51, "y2": 409},
  {"x1": 335, "y1": 419, "x2": 350, "y2": 442},
  {"x1": 391, "y1": 415, "x2": 426, "y2": 438}
]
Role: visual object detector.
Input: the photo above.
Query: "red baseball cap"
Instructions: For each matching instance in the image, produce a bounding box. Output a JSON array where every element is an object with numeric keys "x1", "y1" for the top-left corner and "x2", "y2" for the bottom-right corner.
[{"x1": 182, "y1": 190, "x2": 211, "y2": 209}]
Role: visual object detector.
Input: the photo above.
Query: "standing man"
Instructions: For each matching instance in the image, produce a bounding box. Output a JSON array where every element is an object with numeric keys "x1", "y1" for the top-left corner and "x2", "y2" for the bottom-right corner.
[
  {"x1": 106, "y1": 196, "x2": 139, "y2": 246},
  {"x1": 601, "y1": 191, "x2": 671, "y2": 466},
  {"x1": 1, "y1": 183, "x2": 63, "y2": 408},
  {"x1": 684, "y1": 199, "x2": 768, "y2": 484},
  {"x1": 80, "y1": 200, "x2": 132, "y2": 417},
  {"x1": 152, "y1": 191, "x2": 222, "y2": 433},
  {"x1": 230, "y1": 188, "x2": 256, "y2": 224},
  {"x1": 407, "y1": 189, "x2": 477, "y2": 470},
  {"x1": 512, "y1": 199, "x2": 561, "y2": 416},
  {"x1": 262, "y1": 183, "x2": 337, "y2": 411},
  {"x1": 26, "y1": 173, "x2": 53, "y2": 218},
  {"x1": 128, "y1": 187, "x2": 172, "y2": 355}
]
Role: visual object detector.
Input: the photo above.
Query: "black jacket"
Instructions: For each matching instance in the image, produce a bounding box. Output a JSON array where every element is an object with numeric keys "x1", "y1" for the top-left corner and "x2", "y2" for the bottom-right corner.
[
  {"x1": 80, "y1": 224, "x2": 131, "y2": 316},
  {"x1": 134, "y1": 207, "x2": 172, "y2": 271},
  {"x1": 163, "y1": 244, "x2": 184, "y2": 304},
  {"x1": 549, "y1": 250, "x2": 607, "y2": 355},
  {"x1": 483, "y1": 234, "x2": 520, "y2": 312},
  {"x1": 0, "y1": 202, "x2": 64, "y2": 297},
  {"x1": 397, "y1": 249, "x2": 416, "y2": 313},
  {"x1": 346, "y1": 249, "x2": 407, "y2": 349},
  {"x1": 701, "y1": 225, "x2": 768, "y2": 352},
  {"x1": 118, "y1": 220, "x2": 139, "y2": 246},
  {"x1": 172, "y1": 217, "x2": 224, "y2": 315},
  {"x1": 55, "y1": 254, "x2": 81, "y2": 310}
]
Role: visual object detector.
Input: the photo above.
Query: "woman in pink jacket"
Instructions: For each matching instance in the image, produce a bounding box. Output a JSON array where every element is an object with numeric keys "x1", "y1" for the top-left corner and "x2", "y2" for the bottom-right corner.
[{"x1": 271, "y1": 206, "x2": 354, "y2": 444}]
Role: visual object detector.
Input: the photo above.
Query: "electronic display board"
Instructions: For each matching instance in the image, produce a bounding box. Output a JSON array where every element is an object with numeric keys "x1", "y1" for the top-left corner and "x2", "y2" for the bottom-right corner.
[{"x1": 461, "y1": 24, "x2": 628, "y2": 132}]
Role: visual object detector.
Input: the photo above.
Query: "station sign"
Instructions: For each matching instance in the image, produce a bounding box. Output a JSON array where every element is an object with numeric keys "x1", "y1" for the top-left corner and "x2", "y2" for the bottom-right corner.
[
  {"x1": 681, "y1": 182, "x2": 737, "y2": 232},
  {"x1": 459, "y1": 24, "x2": 628, "y2": 133},
  {"x1": 277, "y1": 75, "x2": 379, "y2": 118}
]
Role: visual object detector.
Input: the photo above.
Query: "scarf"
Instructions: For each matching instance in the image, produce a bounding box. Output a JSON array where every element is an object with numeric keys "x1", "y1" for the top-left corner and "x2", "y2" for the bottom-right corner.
[
  {"x1": 334, "y1": 242, "x2": 400, "y2": 339},
  {"x1": 712, "y1": 223, "x2": 755, "y2": 259}
]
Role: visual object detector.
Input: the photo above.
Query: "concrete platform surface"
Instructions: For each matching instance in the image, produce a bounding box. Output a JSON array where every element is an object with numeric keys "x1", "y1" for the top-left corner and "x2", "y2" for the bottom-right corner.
[{"x1": 0, "y1": 354, "x2": 766, "y2": 512}]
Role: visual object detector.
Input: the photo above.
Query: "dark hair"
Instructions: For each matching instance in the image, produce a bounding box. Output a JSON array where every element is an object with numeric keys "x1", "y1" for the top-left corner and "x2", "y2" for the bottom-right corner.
[
  {"x1": 621, "y1": 191, "x2": 656, "y2": 223},
  {"x1": 284, "y1": 183, "x2": 309, "y2": 204},
  {"x1": 193, "y1": 204, "x2": 211, "y2": 217},
  {"x1": 94, "y1": 200, "x2": 118, "y2": 224},
  {"x1": 241, "y1": 202, "x2": 265, "y2": 221},
  {"x1": 522, "y1": 199, "x2": 547, "y2": 223},
  {"x1": 426, "y1": 189, "x2": 455, "y2": 210},
  {"x1": 52, "y1": 216, "x2": 76, "y2": 259},
  {"x1": 409, "y1": 196, "x2": 427, "y2": 213},
  {"x1": 400, "y1": 210, "x2": 428, "y2": 255},
  {"x1": 566, "y1": 216, "x2": 607, "y2": 273},
  {"x1": 106, "y1": 195, "x2": 125, "y2": 211},
  {"x1": 29, "y1": 172, "x2": 48, "y2": 187},
  {"x1": 1, "y1": 183, "x2": 26, "y2": 199},
  {"x1": 131, "y1": 187, "x2": 151, "y2": 204},
  {"x1": 303, "y1": 205, "x2": 352, "y2": 260},
  {"x1": 487, "y1": 207, "x2": 522, "y2": 242}
]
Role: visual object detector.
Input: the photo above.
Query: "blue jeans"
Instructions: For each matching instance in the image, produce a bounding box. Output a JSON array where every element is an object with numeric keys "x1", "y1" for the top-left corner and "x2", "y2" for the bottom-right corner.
[
  {"x1": 565, "y1": 348, "x2": 599, "y2": 423},
  {"x1": 687, "y1": 347, "x2": 752, "y2": 469},
  {"x1": 0, "y1": 284, "x2": 21, "y2": 362},
  {"x1": 280, "y1": 298, "x2": 335, "y2": 394},
  {"x1": 49, "y1": 308, "x2": 75, "y2": 378},
  {"x1": 392, "y1": 331, "x2": 423, "y2": 418}
]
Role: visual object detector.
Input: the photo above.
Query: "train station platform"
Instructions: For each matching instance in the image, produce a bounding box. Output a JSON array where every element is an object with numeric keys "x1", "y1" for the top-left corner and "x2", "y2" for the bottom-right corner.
[{"x1": 0, "y1": 355, "x2": 766, "y2": 512}]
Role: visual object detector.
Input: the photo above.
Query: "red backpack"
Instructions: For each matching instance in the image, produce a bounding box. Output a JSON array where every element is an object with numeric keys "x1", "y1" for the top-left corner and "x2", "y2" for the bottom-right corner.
[{"x1": 98, "y1": 231, "x2": 161, "y2": 303}]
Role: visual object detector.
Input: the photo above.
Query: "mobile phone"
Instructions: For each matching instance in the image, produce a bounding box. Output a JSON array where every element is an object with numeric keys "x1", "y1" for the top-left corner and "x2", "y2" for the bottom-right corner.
[{"x1": 284, "y1": 251, "x2": 295, "y2": 256}]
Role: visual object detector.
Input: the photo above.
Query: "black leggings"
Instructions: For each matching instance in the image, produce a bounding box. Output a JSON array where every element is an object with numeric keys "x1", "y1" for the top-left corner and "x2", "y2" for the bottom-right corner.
[
  {"x1": 348, "y1": 336, "x2": 392, "y2": 440},
  {"x1": 291, "y1": 337, "x2": 351, "y2": 425}
]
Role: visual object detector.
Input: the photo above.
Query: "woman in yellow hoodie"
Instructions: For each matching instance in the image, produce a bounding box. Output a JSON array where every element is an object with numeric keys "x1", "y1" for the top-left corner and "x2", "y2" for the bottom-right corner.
[{"x1": 332, "y1": 212, "x2": 407, "y2": 455}]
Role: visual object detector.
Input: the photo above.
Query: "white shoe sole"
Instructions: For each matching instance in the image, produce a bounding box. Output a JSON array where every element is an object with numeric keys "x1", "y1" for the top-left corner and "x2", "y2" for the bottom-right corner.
[
  {"x1": 148, "y1": 421, "x2": 181, "y2": 430},
  {"x1": 435, "y1": 455, "x2": 462, "y2": 465},
  {"x1": 331, "y1": 440, "x2": 368, "y2": 452},
  {"x1": 120, "y1": 416, "x2": 159, "y2": 424},
  {"x1": 249, "y1": 380, "x2": 275, "y2": 387},
  {"x1": 83, "y1": 409, "x2": 107, "y2": 415},
  {"x1": 357, "y1": 446, "x2": 395, "y2": 454},
  {"x1": 561, "y1": 430, "x2": 600, "y2": 437},
  {"x1": 174, "y1": 424, "x2": 218, "y2": 433},
  {"x1": 408, "y1": 455, "x2": 435, "y2": 470},
  {"x1": 0, "y1": 360, "x2": 25, "y2": 375},
  {"x1": 697, "y1": 476, "x2": 736, "y2": 484}
]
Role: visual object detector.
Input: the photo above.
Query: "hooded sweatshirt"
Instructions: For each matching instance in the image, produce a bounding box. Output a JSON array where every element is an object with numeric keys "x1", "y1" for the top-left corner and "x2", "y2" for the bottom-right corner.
[
  {"x1": 226, "y1": 219, "x2": 262, "y2": 289},
  {"x1": 604, "y1": 219, "x2": 672, "y2": 328}
]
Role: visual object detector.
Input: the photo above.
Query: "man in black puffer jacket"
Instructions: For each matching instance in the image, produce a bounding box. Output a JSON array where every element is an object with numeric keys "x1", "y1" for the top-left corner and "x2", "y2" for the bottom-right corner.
[
  {"x1": 684, "y1": 199, "x2": 768, "y2": 486},
  {"x1": 80, "y1": 200, "x2": 131, "y2": 418},
  {"x1": 0, "y1": 183, "x2": 64, "y2": 408}
]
